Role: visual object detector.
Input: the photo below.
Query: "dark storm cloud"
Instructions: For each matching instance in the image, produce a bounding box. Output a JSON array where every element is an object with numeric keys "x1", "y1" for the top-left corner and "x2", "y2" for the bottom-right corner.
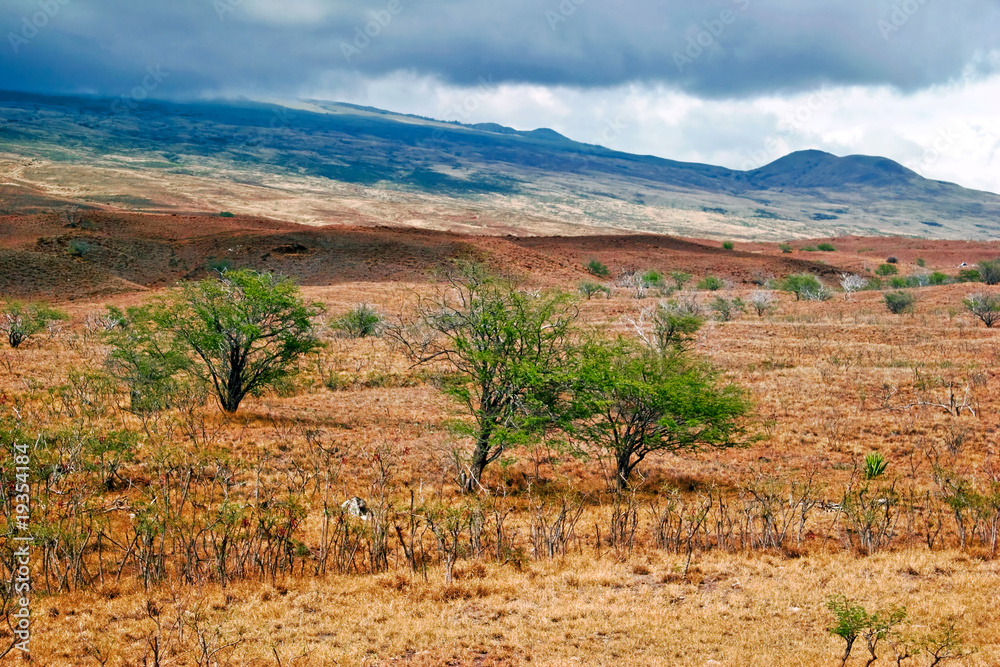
[{"x1": 1, "y1": 0, "x2": 997, "y2": 99}]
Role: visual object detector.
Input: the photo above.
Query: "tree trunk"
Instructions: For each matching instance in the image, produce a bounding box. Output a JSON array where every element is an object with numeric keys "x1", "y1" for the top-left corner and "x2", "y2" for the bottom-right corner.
[
  {"x1": 616, "y1": 451, "x2": 634, "y2": 490},
  {"x1": 464, "y1": 425, "x2": 495, "y2": 493}
]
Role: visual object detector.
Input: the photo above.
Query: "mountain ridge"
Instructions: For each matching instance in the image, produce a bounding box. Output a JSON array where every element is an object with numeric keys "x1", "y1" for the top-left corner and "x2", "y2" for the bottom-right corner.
[{"x1": 1, "y1": 89, "x2": 998, "y2": 240}]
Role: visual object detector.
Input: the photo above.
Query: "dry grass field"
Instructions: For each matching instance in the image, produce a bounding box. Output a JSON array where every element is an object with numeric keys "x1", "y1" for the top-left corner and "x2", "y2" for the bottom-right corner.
[{"x1": 1, "y1": 218, "x2": 999, "y2": 666}]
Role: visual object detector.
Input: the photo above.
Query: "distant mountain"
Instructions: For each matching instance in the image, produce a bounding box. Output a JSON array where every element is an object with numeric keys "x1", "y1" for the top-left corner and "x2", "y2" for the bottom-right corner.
[{"x1": 1, "y1": 90, "x2": 998, "y2": 239}]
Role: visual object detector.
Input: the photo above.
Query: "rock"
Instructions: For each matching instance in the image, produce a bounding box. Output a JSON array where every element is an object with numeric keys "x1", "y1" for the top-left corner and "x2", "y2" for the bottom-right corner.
[{"x1": 342, "y1": 497, "x2": 369, "y2": 519}]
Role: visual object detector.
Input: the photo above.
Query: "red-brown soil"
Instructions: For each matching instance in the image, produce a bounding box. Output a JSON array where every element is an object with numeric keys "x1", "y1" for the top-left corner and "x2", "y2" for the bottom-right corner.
[{"x1": 2, "y1": 210, "x2": 999, "y2": 301}]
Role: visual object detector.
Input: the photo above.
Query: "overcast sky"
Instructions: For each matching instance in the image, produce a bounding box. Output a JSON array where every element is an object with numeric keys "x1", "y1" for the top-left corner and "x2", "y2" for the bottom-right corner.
[{"x1": 2, "y1": 0, "x2": 998, "y2": 192}]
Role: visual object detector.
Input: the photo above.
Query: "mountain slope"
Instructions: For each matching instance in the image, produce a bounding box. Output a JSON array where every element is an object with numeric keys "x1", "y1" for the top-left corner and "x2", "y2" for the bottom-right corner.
[{"x1": 1, "y1": 90, "x2": 998, "y2": 240}]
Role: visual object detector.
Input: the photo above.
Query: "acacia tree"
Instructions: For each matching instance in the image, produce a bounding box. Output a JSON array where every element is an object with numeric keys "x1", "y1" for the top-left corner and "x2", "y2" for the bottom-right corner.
[
  {"x1": 964, "y1": 292, "x2": 1000, "y2": 328},
  {"x1": 572, "y1": 336, "x2": 753, "y2": 489},
  {"x1": 153, "y1": 270, "x2": 323, "y2": 413},
  {"x1": 391, "y1": 264, "x2": 578, "y2": 492}
]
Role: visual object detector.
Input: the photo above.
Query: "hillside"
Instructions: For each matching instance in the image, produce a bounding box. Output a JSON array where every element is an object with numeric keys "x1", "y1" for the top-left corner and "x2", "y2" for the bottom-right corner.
[{"x1": 2, "y1": 91, "x2": 999, "y2": 240}]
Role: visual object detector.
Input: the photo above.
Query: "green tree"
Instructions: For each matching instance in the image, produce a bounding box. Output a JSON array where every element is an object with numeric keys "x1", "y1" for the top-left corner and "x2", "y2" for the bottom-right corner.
[
  {"x1": 778, "y1": 273, "x2": 828, "y2": 301},
  {"x1": 696, "y1": 275, "x2": 725, "y2": 291},
  {"x1": 102, "y1": 305, "x2": 192, "y2": 415},
  {"x1": 154, "y1": 269, "x2": 323, "y2": 413},
  {"x1": 963, "y1": 292, "x2": 1000, "y2": 328},
  {"x1": 585, "y1": 259, "x2": 610, "y2": 278},
  {"x1": 669, "y1": 271, "x2": 692, "y2": 290},
  {"x1": 391, "y1": 265, "x2": 578, "y2": 492},
  {"x1": 1, "y1": 300, "x2": 68, "y2": 348},
  {"x1": 572, "y1": 337, "x2": 752, "y2": 488}
]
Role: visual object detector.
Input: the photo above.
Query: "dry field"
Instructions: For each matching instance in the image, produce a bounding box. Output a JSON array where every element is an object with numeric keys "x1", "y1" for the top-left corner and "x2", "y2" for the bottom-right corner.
[{"x1": 1, "y1": 227, "x2": 999, "y2": 666}]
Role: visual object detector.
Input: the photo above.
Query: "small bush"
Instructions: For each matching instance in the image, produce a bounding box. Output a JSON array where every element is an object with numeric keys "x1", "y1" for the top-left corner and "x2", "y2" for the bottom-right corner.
[
  {"x1": 976, "y1": 258, "x2": 1000, "y2": 285},
  {"x1": 915, "y1": 258, "x2": 926, "y2": 267},
  {"x1": 929, "y1": 272, "x2": 949, "y2": 285},
  {"x1": 219, "y1": 211, "x2": 235, "y2": 218},
  {"x1": 748, "y1": 291, "x2": 775, "y2": 317},
  {"x1": 334, "y1": 304, "x2": 384, "y2": 338},
  {"x1": 68, "y1": 239, "x2": 92, "y2": 257},
  {"x1": 641, "y1": 270, "x2": 664, "y2": 288},
  {"x1": 875, "y1": 263, "x2": 898, "y2": 276},
  {"x1": 1, "y1": 301, "x2": 69, "y2": 348},
  {"x1": 801, "y1": 245, "x2": 818, "y2": 252},
  {"x1": 864, "y1": 452, "x2": 887, "y2": 479},
  {"x1": 779, "y1": 243, "x2": 793, "y2": 253},
  {"x1": 886, "y1": 256, "x2": 898, "y2": 264},
  {"x1": 721, "y1": 241, "x2": 735, "y2": 250},
  {"x1": 779, "y1": 273, "x2": 829, "y2": 301},
  {"x1": 964, "y1": 292, "x2": 1000, "y2": 328},
  {"x1": 884, "y1": 291, "x2": 915, "y2": 314},
  {"x1": 696, "y1": 275, "x2": 725, "y2": 291},
  {"x1": 709, "y1": 296, "x2": 744, "y2": 322},
  {"x1": 579, "y1": 282, "x2": 611, "y2": 300},
  {"x1": 890, "y1": 276, "x2": 907, "y2": 289},
  {"x1": 669, "y1": 271, "x2": 692, "y2": 290},
  {"x1": 585, "y1": 259, "x2": 610, "y2": 278},
  {"x1": 817, "y1": 243, "x2": 836, "y2": 252},
  {"x1": 957, "y1": 268, "x2": 981, "y2": 283}
]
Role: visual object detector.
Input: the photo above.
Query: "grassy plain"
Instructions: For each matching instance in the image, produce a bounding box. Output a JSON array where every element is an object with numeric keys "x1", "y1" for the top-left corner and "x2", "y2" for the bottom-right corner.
[{"x1": 1, "y1": 227, "x2": 999, "y2": 666}]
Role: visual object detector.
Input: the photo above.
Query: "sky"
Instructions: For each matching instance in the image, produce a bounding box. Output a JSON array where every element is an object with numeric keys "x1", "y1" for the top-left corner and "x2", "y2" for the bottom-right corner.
[{"x1": 2, "y1": 0, "x2": 999, "y2": 192}]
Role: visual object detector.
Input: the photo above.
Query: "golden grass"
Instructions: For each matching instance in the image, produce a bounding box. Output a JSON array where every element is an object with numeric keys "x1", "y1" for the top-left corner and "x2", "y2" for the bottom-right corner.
[{"x1": 2, "y1": 279, "x2": 999, "y2": 665}]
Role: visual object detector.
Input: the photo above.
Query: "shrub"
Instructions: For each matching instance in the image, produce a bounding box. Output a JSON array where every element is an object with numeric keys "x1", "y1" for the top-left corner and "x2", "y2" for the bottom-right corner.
[
  {"x1": 864, "y1": 451, "x2": 888, "y2": 480},
  {"x1": 884, "y1": 291, "x2": 916, "y2": 314},
  {"x1": 219, "y1": 211, "x2": 235, "y2": 218},
  {"x1": 963, "y1": 293, "x2": 1000, "y2": 328},
  {"x1": 817, "y1": 243, "x2": 836, "y2": 252},
  {"x1": 334, "y1": 304, "x2": 384, "y2": 338},
  {"x1": 839, "y1": 274, "x2": 867, "y2": 300},
  {"x1": 929, "y1": 272, "x2": 949, "y2": 285},
  {"x1": 890, "y1": 276, "x2": 908, "y2": 289},
  {"x1": 915, "y1": 257, "x2": 926, "y2": 267},
  {"x1": 976, "y1": 258, "x2": 1000, "y2": 285},
  {"x1": 778, "y1": 273, "x2": 829, "y2": 301},
  {"x1": 585, "y1": 259, "x2": 610, "y2": 278},
  {"x1": 709, "y1": 296, "x2": 745, "y2": 322},
  {"x1": 779, "y1": 243, "x2": 793, "y2": 253},
  {"x1": 68, "y1": 238, "x2": 92, "y2": 257},
  {"x1": 640, "y1": 270, "x2": 664, "y2": 288},
  {"x1": 579, "y1": 282, "x2": 611, "y2": 300},
  {"x1": 875, "y1": 263, "x2": 898, "y2": 276},
  {"x1": 721, "y1": 241, "x2": 735, "y2": 250},
  {"x1": 696, "y1": 275, "x2": 725, "y2": 291},
  {"x1": 801, "y1": 245, "x2": 818, "y2": 252},
  {"x1": 886, "y1": 256, "x2": 898, "y2": 264},
  {"x1": 748, "y1": 291, "x2": 775, "y2": 317},
  {"x1": 1, "y1": 301, "x2": 69, "y2": 348},
  {"x1": 957, "y1": 268, "x2": 981, "y2": 283},
  {"x1": 669, "y1": 271, "x2": 692, "y2": 290}
]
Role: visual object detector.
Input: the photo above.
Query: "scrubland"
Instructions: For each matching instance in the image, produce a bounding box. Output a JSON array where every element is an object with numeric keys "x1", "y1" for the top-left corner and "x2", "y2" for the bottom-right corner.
[{"x1": 1, "y1": 270, "x2": 999, "y2": 666}]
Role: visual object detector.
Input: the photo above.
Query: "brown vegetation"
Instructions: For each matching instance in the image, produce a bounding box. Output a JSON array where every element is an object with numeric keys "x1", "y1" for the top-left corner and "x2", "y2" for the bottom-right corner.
[{"x1": 1, "y1": 216, "x2": 999, "y2": 665}]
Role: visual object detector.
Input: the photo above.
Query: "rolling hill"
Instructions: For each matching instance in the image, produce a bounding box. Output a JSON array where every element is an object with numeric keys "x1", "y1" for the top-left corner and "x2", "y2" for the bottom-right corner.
[{"x1": 1, "y1": 90, "x2": 998, "y2": 240}]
